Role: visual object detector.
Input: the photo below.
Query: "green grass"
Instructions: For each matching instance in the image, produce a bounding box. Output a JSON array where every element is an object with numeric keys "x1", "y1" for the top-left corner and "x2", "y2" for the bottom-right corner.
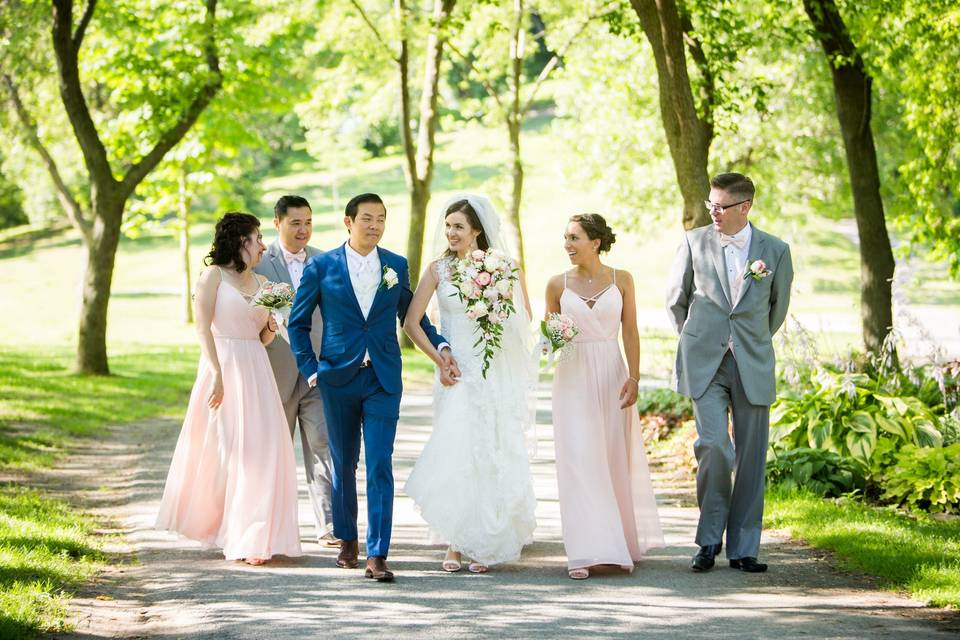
[
  {"x1": 0, "y1": 487, "x2": 103, "y2": 640},
  {"x1": 766, "y1": 486, "x2": 960, "y2": 608},
  {"x1": 0, "y1": 345, "x2": 200, "y2": 469},
  {"x1": 0, "y1": 345, "x2": 200, "y2": 637}
]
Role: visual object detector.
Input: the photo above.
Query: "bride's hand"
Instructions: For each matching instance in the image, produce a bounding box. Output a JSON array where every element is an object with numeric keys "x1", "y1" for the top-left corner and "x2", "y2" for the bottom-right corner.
[
  {"x1": 619, "y1": 377, "x2": 638, "y2": 409},
  {"x1": 439, "y1": 364, "x2": 457, "y2": 386},
  {"x1": 208, "y1": 372, "x2": 225, "y2": 409},
  {"x1": 440, "y1": 350, "x2": 461, "y2": 380}
]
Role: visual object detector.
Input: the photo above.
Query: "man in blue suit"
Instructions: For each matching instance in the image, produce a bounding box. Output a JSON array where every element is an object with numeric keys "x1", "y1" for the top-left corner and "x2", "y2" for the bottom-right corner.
[{"x1": 289, "y1": 193, "x2": 458, "y2": 582}]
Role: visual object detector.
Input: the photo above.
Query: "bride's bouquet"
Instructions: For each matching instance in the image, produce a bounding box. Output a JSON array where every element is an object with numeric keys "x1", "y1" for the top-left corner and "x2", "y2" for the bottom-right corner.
[
  {"x1": 539, "y1": 312, "x2": 579, "y2": 369},
  {"x1": 448, "y1": 248, "x2": 519, "y2": 378},
  {"x1": 254, "y1": 281, "x2": 295, "y2": 342}
]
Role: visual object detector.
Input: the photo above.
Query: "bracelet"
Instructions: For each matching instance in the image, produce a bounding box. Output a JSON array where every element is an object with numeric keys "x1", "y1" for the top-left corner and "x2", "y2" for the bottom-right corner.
[
  {"x1": 627, "y1": 376, "x2": 639, "y2": 384},
  {"x1": 267, "y1": 326, "x2": 276, "y2": 333}
]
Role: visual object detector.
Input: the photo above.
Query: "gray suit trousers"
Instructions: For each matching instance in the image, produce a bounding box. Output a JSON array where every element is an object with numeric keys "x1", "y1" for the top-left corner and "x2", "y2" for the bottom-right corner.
[
  {"x1": 693, "y1": 351, "x2": 769, "y2": 560},
  {"x1": 284, "y1": 376, "x2": 335, "y2": 537}
]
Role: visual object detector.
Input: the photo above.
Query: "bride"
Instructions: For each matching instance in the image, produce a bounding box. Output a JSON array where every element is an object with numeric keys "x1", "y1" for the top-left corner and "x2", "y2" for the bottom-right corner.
[{"x1": 403, "y1": 194, "x2": 538, "y2": 573}]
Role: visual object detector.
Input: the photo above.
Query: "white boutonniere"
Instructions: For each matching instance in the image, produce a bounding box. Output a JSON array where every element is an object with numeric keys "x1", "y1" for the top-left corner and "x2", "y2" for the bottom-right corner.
[
  {"x1": 382, "y1": 265, "x2": 398, "y2": 289},
  {"x1": 744, "y1": 259, "x2": 772, "y2": 281}
]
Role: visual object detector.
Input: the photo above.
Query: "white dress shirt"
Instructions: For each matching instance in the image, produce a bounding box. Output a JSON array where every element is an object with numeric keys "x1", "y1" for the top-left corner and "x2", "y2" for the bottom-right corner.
[
  {"x1": 722, "y1": 222, "x2": 752, "y2": 306},
  {"x1": 344, "y1": 242, "x2": 382, "y2": 319},
  {"x1": 721, "y1": 222, "x2": 752, "y2": 356},
  {"x1": 280, "y1": 245, "x2": 307, "y2": 289}
]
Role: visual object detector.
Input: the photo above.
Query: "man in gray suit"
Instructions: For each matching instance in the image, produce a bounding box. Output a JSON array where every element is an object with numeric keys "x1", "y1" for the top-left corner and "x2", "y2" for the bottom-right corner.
[
  {"x1": 666, "y1": 173, "x2": 793, "y2": 573},
  {"x1": 255, "y1": 195, "x2": 337, "y2": 545}
]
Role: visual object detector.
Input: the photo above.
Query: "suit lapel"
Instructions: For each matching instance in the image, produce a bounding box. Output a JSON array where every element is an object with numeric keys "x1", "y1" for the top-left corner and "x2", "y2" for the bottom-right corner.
[
  {"x1": 708, "y1": 229, "x2": 734, "y2": 309},
  {"x1": 335, "y1": 243, "x2": 367, "y2": 320},
  {"x1": 267, "y1": 242, "x2": 293, "y2": 286},
  {"x1": 735, "y1": 224, "x2": 765, "y2": 309},
  {"x1": 368, "y1": 247, "x2": 389, "y2": 317}
]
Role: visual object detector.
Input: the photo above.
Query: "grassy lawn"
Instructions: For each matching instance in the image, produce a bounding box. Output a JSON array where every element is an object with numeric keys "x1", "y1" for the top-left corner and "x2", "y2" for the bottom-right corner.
[
  {"x1": 766, "y1": 486, "x2": 960, "y2": 608},
  {"x1": 0, "y1": 345, "x2": 200, "y2": 637}
]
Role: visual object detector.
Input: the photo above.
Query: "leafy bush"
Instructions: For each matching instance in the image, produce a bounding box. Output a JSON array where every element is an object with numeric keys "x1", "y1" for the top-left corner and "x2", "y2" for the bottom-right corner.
[
  {"x1": 635, "y1": 387, "x2": 693, "y2": 420},
  {"x1": 770, "y1": 367, "x2": 944, "y2": 466},
  {"x1": 766, "y1": 447, "x2": 865, "y2": 497},
  {"x1": 880, "y1": 443, "x2": 960, "y2": 514}
]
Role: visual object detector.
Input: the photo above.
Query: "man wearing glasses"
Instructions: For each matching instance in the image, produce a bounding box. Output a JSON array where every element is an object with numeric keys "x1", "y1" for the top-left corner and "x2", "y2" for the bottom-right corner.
[{"x1": 666, "y1": 172, "x2": 794, "y2": 574}]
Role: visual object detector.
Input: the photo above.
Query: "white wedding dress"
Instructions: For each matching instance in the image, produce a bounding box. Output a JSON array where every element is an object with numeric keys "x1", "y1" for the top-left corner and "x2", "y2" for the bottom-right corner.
[{"x1": 405, "y1": 257, "x2": 537, "y2": 566}]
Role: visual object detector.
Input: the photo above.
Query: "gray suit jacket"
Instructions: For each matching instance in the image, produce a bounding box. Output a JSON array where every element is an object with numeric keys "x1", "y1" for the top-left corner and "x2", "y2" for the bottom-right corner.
[
  {"x1": 254, "y1": 241, "x2": 324, "y2": 403},
  {"x1": 666, "y1": 223, "x2": 793, "y2": 405}
]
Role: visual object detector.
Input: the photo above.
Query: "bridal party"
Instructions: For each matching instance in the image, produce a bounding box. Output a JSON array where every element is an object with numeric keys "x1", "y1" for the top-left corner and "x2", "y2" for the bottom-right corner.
[{"x1": 156, "y1": 172, "x2": 793, "y2": 583}]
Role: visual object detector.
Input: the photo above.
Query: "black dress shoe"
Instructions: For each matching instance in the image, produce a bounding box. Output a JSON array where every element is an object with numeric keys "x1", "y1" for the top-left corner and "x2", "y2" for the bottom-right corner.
[
  {"x1": 691, "y1": 543, "x2": 722, "y2": 572},
  {"x1": 729, "y1": 557, "x2": 767, "y2": 573}
]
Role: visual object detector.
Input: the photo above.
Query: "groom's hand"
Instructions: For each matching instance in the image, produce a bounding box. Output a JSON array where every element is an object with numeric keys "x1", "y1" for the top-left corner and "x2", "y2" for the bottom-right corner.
[{"x1": 439, "y1": 348, "x2": 461, "y2": 380}]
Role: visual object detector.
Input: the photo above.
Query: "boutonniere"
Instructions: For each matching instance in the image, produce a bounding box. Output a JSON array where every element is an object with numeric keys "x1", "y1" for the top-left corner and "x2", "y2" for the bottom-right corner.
[
  {"x1": 382, "y1": 265, "x2": 399, "y2": 289},
  {"x1": 744, "y1": 259, "x2": 772, "y2": 281}
]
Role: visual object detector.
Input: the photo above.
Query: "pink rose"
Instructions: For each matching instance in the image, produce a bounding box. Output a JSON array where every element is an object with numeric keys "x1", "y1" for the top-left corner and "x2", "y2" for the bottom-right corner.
[
  {"x1": 475, "y1": 271, "x2": 492, "y2": 286},
  {"x1": 471, "y1": 249, "x2": 486, "y2": 261}
]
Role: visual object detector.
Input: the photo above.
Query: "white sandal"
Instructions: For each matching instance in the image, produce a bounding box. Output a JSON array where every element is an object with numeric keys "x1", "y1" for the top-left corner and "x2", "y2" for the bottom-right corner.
[
  {"x1": 568, "y1": 568, "x2": 589, "y2": 580},
  {"x1": 468, "y1": 562, "x2": 488, "y2": 573},
  {"x1": 442, "y1": 549, "x2": 462, "y2": 572}
]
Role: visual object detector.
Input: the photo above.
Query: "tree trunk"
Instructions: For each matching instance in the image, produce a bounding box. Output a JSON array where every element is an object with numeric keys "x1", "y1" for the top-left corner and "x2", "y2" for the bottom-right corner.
[
  {"x1": 76, "y1": 198, "x2": 123, "y2": 374},
  {"x1": 804, "y1": 0, "x2": 894, "y2": 354},
  {"x1": 179, "y1": 171, "x2": 194, "y2": 324},
  {"x1": 628, "y1": 0, "x2": 712, "y2": 230},
  {"x1": 507, "y1": 117, "x2": 525, "y2": 267},
  {"x1": 506, "y1": 0, "x2": 526, "y2": 269},
  {"x1": 405, "y1": 0, "x2": 457, "y2": 289}
]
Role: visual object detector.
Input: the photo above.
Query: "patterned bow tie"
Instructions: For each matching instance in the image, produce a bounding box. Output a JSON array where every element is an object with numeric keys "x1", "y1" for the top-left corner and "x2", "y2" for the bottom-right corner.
[
  {"x1": 719, "y1": 234, "x2": 746, "y2": 250},
  {"x1": 284, "y1": 249, "x2": 306, "y2": 264}
]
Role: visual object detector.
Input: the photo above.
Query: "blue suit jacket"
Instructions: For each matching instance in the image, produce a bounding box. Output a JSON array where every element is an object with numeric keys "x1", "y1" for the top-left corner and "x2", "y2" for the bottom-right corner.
[{"x1": 288, "y1": 242, "x2": 445, "y2": 395}]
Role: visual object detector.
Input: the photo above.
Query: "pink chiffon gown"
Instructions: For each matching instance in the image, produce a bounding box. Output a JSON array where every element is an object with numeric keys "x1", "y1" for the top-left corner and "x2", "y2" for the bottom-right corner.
[
  {"x1": 156, "y1": 272, "x2": 302, "y2": 561},
  {"x1": 552, "y1": 273, "x2": 664, "y2": 571}
]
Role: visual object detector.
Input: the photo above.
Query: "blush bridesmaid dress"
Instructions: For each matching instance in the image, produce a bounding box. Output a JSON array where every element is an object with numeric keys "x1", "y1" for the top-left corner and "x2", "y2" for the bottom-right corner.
[
  {"x1": 156, "y1": 269, "x2": 302, "y2": 561},
  {"x1": 552, "y1": 270, "x2": 664, "y2": 572}
]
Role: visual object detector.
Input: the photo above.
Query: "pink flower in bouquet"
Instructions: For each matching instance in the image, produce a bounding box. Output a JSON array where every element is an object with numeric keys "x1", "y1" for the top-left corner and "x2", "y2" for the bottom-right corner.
[
  {"x1": 471, "y1": 249, "x2": 486, "y2": 261},
  {"x1": 475, "y1": 271, "x2": 492, "y2": 286}
]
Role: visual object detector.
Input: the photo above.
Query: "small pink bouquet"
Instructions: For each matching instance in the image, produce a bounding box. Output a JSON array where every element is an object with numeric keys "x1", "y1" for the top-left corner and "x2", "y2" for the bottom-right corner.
[
  {"x1": 540, "y1": 312, "x2": 580, "y2": 369},
  {"x1": 448, "y1": 248, "x2": 519, "y2": 378},
  {"x1": 254, "y1": 281, "x2": 295, "y2": 341}
]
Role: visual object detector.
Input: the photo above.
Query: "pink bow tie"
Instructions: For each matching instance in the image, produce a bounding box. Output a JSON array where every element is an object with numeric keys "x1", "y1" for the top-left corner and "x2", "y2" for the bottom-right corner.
[
  {"x1": 719, "y1": 234, "x2": 746, "y2": 250},
  {"x1": 284, "y1": 249, "x2": 306, "y2": 264}
]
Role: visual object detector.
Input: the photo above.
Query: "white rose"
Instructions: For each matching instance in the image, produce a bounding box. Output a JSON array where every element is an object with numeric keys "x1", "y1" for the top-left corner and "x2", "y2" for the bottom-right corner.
[
  {"x1": 459, "y1": 281, "x2": 475, "y2": 297},
  {"x1": 483, "y1": 287, "x2": 500, "y2": 302},
  {"x1": 483, "y1": 253, "x2": 502, "y2": 271},
  {"x1": 495, "y1": 279, "x2": 512, "y2": 295},
  {"x1": 471, "y1": 300, "x2": 488, "y2": 318}
]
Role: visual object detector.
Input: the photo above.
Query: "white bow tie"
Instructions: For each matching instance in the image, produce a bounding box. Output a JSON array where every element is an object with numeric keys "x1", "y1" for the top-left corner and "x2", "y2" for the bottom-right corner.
[
  {"x1": 719, "y1": 234, "x2": 747, "y2": 250},
  {"x1": 283, "y1": 249, "x2": 306, "y2": 264}
]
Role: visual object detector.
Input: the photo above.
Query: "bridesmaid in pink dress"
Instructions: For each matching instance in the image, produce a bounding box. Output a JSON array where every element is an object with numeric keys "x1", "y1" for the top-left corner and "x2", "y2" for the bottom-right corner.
[
  {"x1": 157, "y1": 212, "x2": 302, "y2": 565},
  {"x1": 545, "y1": 214, "x2": 664, "y2": 579}
]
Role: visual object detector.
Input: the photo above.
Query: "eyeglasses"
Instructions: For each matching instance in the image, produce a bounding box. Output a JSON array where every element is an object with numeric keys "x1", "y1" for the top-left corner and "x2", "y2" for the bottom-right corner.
[{"x1": 704, "y1": 199, "x2": 750, "y2": 213}]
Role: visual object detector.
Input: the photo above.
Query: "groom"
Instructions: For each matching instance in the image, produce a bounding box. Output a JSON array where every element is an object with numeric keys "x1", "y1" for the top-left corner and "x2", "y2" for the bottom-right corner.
[
  {"x1": 289, "y1": 192, "x2": 457, "y2": 582},
  {"x1": 666, "y1": 173, "x2": 793, "y2": 573}
]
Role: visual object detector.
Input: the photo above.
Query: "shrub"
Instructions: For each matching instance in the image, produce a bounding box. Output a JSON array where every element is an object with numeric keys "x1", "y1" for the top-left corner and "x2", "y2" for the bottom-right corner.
[
  {"x1": 766, "y1": 447, "x2": 865, "y2": 497},
  {"x1": 770, "y1": 367, "x2": 944, "y2": 466},
  {"x1": 880, "y1": 443, "x2": 960, "y2": 514},
  {"x1": 635, "y1": 387, "x2": 692, "y2": 420}
]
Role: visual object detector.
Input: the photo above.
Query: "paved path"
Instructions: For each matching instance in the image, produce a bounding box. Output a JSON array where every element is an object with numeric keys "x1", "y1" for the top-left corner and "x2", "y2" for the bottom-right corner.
[{"x1": 56, "y1": 387, "x2": 957, "y2": 639}]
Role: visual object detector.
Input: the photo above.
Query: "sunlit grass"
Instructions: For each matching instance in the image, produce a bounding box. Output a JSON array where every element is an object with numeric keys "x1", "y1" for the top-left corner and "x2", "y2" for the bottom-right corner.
[{"x1": 766, "y1": 486, "x2": 960, "y2": 608}]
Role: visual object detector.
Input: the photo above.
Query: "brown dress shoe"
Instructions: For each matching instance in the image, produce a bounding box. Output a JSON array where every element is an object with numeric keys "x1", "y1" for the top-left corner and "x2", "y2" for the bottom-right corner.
[
  {"x1": 364, "y1": 556, "x2": 394, "y2": 582},
  {"x1": 336, "y1": 539, "x2": 359, "y2": 569}
]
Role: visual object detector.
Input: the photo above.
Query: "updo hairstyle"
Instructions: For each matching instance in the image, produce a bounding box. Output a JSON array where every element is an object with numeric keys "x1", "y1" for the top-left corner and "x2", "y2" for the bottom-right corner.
[
  {"x1": 569, "y1": 213, "x2": 616, "y2": 253},
  {"x1": 204, "y1": 211, "x2": 262, "y2": 273}
]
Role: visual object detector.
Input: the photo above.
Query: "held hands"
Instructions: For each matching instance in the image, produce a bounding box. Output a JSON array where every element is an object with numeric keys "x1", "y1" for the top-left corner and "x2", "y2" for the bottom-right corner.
[
  {"x1": 619, "y1": 377, "x2": 639, "y2": 409},
  {"x1": 208, "y1": 371, "x2": 225, "y2": 409},
  {"x1": 438, "y1": 348, "x2": 462, "y2": 387}
]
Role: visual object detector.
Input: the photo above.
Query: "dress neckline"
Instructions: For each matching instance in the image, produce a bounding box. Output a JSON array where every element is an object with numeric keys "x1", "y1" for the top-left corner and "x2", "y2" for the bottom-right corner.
[{"x1": 563, "y1": 285, "x2": 618, "y2": 310}]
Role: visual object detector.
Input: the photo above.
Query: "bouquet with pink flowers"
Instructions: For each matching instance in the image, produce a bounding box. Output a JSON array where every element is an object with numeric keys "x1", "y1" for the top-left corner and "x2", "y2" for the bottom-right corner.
[
  {"x1": 448, "y1": 248, "x2": 519, "y2": 378},
  {"x1": 539, "y1": 312, "x2": 580, "y2": 369},
  {"x1": 254, "y1": 281, "x2": 295, "y2": 342}
]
